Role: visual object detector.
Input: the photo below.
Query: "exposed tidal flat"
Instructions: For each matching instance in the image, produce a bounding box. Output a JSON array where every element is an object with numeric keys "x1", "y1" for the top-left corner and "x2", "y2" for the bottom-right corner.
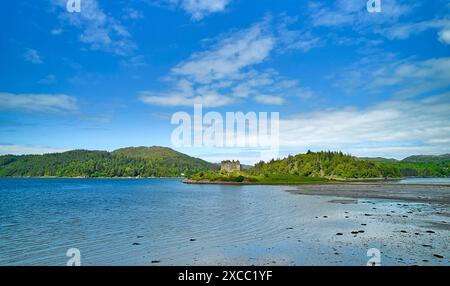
[{"x1": 0, "y1": 178, "x2": 448, "y2": 266}]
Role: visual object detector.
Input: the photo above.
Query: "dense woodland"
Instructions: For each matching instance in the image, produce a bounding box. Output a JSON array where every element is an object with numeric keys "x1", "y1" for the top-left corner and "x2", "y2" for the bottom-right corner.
[
  {"x1": 247, "y1": 151, "x2": 450, "y2": 179},
  {"x1": 0, "y1": 148, "x2": 448, "y2": 179},
  {"x1": 0, "y1": 147, "x2": 218, "y2": 178}
]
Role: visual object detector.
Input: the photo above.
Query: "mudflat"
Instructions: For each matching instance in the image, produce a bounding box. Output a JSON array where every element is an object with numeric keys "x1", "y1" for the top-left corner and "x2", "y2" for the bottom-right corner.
[{"x1": 287, "y1": 184, "x2": 450, "y2": 204}]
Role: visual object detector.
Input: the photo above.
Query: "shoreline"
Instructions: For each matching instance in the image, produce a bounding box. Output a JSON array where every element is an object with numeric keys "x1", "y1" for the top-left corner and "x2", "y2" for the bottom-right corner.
[
  {"x1": 182, "y1": 179, "x2": 450, "y2": 187},
  {"x1": 1, "y1": 177, "x2": 449, "y2": 188},
  {"x1": 0, "y1": 176, "x2": 184, "y2": 179}
]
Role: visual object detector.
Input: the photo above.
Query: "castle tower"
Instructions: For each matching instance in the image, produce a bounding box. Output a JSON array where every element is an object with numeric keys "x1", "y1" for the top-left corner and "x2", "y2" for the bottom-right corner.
[{"x1": 220, "y1": 160, "x2": 241, "y2": 172}]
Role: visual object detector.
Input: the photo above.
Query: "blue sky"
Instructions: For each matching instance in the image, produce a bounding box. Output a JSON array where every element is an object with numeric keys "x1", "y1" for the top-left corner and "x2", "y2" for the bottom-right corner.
[{"x1": 1, "y1": 0, "x2": 449, "y2": 163}]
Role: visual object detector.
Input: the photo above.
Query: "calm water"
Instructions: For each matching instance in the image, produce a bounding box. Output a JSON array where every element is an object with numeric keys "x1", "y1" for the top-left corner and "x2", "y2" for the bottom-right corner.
[
  {"x1": 398, "y1": 178, "x2": 450, "y2": 184},
  {"x1": 0, "y1": 178, "x2": 300, "y2": 265},
  {"x1": 1, "y1": 178, "x2": 448, "y2": 266}
]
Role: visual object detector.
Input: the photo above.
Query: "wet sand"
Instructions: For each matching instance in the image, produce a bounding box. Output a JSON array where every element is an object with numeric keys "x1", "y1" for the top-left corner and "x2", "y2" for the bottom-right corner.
[
  {"x1": 287, "y1": 183, "x2": 450, "y2": 204},
  {"x1": 272, "y1": 183, "x2": 450, "y2": 266}
]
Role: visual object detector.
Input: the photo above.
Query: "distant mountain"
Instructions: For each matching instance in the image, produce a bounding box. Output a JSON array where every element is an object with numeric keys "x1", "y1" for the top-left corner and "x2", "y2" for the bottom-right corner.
[
  {"x1": 113, "y1": 146, "x2": 197, "y2": 160},
  {"x1": 0, "y1": 147, "x2": 219, "y2": 178},
  {"x1": 402, "y1": 154, "x2": 450, "y2": 163},
  {"x1": 357, "y1": 157, "x2": 398, "y2": 163}
]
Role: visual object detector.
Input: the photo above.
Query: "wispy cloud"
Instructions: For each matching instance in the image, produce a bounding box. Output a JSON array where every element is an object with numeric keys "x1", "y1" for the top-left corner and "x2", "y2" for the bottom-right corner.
[
  {"x1": 0, "y1": 92, "x2": 78, "y2": 114},
  {"x1": 307, "y1": 0, "x2": 450, "y2": 47},
  {"x1": 38, "y1": 74, "x2": 57, "y2": 84},
  {"x1": 330, "y1": 55, "x2": 450, "y2": 99},
  {"x1": 167, "y1": 0, "x2": 231, "y2": 20},
  {"x1": 172, "y1": 23, "x2": 275, "y2": 84},
  {"x1": 0, "y1": 144, "x2": 68, "y2": 156},
  {"x1": 139, "y1": 79, "x2": 236, "y2": 107},
  {"x1": 309, "y1": 0, "x2": 413, "y2": 28},
  {"x1": 139, "y1": 19, "x2": 312, "y2": 107},
  {"x1": 438, "y1": 26, "x2": 450, "y2": 45},
  {"x1": 368, "y1": 57, "x2": 450, "y2": 97},
  {"x1": 122, "y1": 7, "x2": 144, "y2": 20},
  {"x1": 253, "y1": 95, "x2": 284, "y2": 105},
  {"x1": 378, "y1": 19, "x2": 450, "y2": 41},
  {"x1": 279, "y1": 93, "x2": 450, "y2": 159},
  {"x1": 23, "y1": 49, "x2": 43, "y2": 64},
  {"x1": 183, "y1": 92, "x2": 450, "y2": 162},
  {"x1": 51, "y1": 0, "x2": 136, "y2": 56},
  {"x1": 120, "y1": 55, "x2": 148, "y2": 68}
]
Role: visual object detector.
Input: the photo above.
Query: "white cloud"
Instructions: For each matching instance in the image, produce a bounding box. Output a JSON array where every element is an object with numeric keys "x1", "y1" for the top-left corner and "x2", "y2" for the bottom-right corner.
[
  {"x1": 23, "y1": 49, "x2": 43, "y2": 64},
  {"x1": 123, "y1": 7, "x2": 144, "y2": 20},
  {"x1": 0, "y1": 144, "x2": 68, "y2": 156},
  {"x1": 169, "y1": 0, "x2": 231, "y2": 20},
  {"x1": 38, "y1": 74, "x2": 57, "y2": 84},
  {"x1": 139, "y1": 79, "x2": 235, "y2": 107},
  {"x1": 369, "y1": 57, "x2": 450, "y2": 97},
  {"x1": 253, "y1": 95, "x2": 284, "y2": 105},
  {"x1": 379, "y1": 19, "x2": 450, "y2": 40},
  {"x1": 52, "y1": 0, "x2": 135, "y2": 56},
  {"x1": 309, "y1": 0, "x2": 413, "y2": 28},
  {"x1": 0, "y1": 92, "x2": 78, "y2": 114},
  {"x1": 172, "y1": 22, "x2": 275, "y2": 84},
  {"x1": 305, "y1": 0, "x2": 450, "y2": 46},
  {"x1": 308, "y1": 0, "x2": 450, "y2": 46},
  {"x1": 331, "y1": 55, "x2": 450, "y2": 99},
  {"x1": 139, "y1": 20, "x2": 312, "y2": 107},
  {"x1": 279, "y1": 93, "x2": 450, "y2": 159},
  {"x1": 51, "y1": 28, "x2": 63, "y2": 35},
  {"x1": 276, "y1": 16, "x2": 324, "y2": 52},
  {"x1": 438, "y1": 27, "x2": 450, "y2": 44},
  {"x1": 121, "y1": 55, "x2": 148, "y2": 68}
]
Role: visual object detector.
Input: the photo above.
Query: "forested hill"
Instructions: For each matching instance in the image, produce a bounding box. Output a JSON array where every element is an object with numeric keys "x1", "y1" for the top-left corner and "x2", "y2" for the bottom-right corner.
[
  {"x1": 0, "y1": 147, "x2": 219, "y2": 178},
  {"x1": 247, "y1": 151, "x2": 388, "y2": 179},
  {"x1": 402, "y1": 154, "x2": 450, "y2": 163},
  {"x1": 247, "y1": 151, "x2": 450, "y2": 179}
]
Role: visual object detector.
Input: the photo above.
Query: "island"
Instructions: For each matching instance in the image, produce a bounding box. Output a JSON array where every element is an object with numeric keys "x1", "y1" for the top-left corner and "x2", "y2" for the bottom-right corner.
[{"x1": 184, "y1": 151, "x2": 450, "y2": 185}]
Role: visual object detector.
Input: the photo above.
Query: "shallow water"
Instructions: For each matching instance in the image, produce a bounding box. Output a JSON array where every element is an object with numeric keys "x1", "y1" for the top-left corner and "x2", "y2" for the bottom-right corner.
[{"x1": 0, "y1": 178, "x2": 448, "y2": 266}]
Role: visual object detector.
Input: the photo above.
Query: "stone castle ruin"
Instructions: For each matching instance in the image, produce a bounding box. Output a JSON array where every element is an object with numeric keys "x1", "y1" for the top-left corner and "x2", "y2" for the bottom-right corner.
[{"x1": 220, "y1": 160, "x2": 241, "y2": 172}]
